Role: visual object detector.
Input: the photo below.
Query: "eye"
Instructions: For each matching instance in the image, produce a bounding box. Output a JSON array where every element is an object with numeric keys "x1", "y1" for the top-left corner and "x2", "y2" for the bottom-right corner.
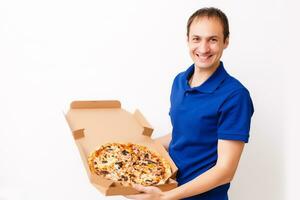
[
  {"x1": 192, "y1": 37, "x2": 200, "y2": 42},
  {"x1": 210, "y1": 38, "x2": 218, "y2": 43}
]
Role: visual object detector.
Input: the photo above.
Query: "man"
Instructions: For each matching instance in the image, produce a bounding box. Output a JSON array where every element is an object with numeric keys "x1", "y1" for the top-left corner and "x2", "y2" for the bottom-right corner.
[{"x1": 125, "y1": 7, "x2": 254, "y2": 200}]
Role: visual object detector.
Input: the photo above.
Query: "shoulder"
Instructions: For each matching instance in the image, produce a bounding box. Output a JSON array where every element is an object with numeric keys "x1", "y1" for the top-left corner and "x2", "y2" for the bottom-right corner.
[
  {"x1": 217, "y1": 74, "x2": 254, "y2": 112},
  {"x1": 221, "y1": 75, "x2": 251, "y2": 97},
  {"x1": 173, "y1": 70, "x2": 185, "y2": 83},
  {"x1": 218, "y1": 75, "x2": 254, "y2": 113},
  {"x1": 172, "y1": 64, "x2": 193, "y2": 84},
  {"x1": 170, "y1": 70, "x2": 186, "y2": 91}
]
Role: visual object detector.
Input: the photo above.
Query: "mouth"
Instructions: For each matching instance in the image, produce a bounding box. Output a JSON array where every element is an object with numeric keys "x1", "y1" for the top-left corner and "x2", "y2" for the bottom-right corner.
[{"x1": 195, "y1": 53, "x2": 213, "y2": 62}]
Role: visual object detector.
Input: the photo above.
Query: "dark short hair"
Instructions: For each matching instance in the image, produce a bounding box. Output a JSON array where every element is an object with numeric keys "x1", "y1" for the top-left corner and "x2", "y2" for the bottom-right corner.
[{"x1": 187, "y1": 7, "x2": 229, "y2": 42}]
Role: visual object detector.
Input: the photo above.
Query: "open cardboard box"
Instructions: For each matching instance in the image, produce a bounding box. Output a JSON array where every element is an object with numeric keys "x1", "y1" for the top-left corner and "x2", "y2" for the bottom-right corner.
[{"x1": 65, "y1": 100, "x2": 178, "y2": 196}]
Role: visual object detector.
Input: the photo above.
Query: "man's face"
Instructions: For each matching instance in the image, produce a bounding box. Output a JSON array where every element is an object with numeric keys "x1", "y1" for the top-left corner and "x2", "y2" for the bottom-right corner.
[{"x1": 187, "y1": 17, "x2": 229, "y2": 71}]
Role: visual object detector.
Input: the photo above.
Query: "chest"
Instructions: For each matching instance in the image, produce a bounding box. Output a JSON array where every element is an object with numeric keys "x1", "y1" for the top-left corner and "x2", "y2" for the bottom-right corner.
[{"x1": 169, "y1": 90, "x2": 226, "y2": 134}]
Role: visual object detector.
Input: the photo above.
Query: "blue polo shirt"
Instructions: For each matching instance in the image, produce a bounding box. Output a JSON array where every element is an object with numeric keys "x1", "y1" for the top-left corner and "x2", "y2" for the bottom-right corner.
[{"x1": 169, "y1": 62, "x2": 254, "y2": 200}]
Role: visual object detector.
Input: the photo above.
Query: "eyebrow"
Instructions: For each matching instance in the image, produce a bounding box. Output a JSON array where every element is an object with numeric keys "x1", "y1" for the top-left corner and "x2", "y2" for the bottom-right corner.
[{"x1": 191, "y1": 35, "x2": 219, "y2": 39}]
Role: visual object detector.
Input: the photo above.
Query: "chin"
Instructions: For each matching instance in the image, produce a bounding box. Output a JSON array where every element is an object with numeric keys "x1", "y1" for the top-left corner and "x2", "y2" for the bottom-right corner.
[{"x1": 195, "y1": 62, "x2": 214, "y2": 69}]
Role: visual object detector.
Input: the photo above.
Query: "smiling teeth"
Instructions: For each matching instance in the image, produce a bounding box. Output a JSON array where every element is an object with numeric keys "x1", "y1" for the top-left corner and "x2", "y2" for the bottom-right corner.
[{"x1": 198, "y1": 55, "x2": 210, "y2": 60}]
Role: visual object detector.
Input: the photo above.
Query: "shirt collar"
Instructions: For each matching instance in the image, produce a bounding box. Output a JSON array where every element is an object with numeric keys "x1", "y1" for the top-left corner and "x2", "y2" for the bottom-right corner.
[{"x1": 183, "y1": 61, "x2": 229, "y2": 93}]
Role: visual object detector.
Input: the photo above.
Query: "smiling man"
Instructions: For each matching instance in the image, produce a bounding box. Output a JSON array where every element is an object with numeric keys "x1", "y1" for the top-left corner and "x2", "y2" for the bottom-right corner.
[{"x1": 125, "y1": 7, "x2": 254, "y2": 200}]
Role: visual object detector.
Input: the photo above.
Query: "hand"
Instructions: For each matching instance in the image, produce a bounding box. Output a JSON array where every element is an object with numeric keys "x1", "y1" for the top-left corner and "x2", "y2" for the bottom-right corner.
[{"x1": 124, "y1": 184, "x2": 165, "y2": 200}]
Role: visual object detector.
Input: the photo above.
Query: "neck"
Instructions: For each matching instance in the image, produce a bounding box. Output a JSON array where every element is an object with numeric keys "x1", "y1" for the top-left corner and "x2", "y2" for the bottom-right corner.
[{"x1": 189, "y1": 62, "x2": 220, "y2": 88}]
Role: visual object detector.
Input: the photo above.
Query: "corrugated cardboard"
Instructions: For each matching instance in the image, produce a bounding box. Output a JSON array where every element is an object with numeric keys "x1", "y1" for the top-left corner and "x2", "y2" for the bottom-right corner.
[{"x1": 65, "y1": 100, "x2": 178, "y2": 196}]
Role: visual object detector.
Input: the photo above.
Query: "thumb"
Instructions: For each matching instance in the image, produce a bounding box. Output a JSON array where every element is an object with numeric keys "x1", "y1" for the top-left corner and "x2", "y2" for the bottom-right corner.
[
  {"x1": 133, "y1": 184, "x2": 159, "y2": 193},
  {"x1": 133, "y1": 184, "x2": 148, "y2": 193}
]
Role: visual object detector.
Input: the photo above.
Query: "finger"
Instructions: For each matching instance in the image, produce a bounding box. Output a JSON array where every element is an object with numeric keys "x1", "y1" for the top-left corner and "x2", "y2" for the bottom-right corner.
[
  {"x1": 135, "y1": 185, "x2": 162, "y2": 194},
  {"x1": 133, "y1": 184, "x2": 145, "y2": 192},
  {"x1": 133, "y1": 184, "x2": 155, "y2": 193}
]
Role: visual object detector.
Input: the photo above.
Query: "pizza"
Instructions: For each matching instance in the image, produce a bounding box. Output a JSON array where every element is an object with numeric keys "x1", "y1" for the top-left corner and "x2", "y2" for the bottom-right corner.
[{"x1": 88, "y1": 142, "x2": 172, "y2": 186}]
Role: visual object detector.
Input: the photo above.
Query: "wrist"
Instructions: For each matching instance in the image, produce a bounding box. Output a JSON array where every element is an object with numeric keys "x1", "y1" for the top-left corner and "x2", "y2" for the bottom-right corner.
[{"x1": 161, "y1": 190, "x2": 177, "y2": 200}]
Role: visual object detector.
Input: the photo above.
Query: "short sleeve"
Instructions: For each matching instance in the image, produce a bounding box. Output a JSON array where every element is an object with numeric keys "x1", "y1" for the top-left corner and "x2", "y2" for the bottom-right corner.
[{"x1": 217, "y1": 88, "x2": 254, "y2": 143}]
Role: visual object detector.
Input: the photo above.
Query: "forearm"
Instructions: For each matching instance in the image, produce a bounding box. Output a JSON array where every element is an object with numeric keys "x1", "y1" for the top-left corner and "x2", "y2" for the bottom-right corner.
[
  {"x1": 163, "y1": 140, "x2": 244, "y2": 200},
  {"x1": 163, "y1": 165, "x2": 233, "y2": 200},
  {"x1": 154, "y1": 133, "x2": 171, "y2": 151}
]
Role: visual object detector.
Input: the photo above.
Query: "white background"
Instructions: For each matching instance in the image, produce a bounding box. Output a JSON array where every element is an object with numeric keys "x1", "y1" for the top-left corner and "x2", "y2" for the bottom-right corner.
[{"x1": 1, "y1": 0, "x2": 299, "y2": 200}]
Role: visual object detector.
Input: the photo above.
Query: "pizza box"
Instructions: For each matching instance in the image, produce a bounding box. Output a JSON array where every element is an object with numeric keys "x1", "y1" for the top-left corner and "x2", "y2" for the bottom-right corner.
[{"x1": 65, "y1": 100, "x2": 178, "y2": 196}]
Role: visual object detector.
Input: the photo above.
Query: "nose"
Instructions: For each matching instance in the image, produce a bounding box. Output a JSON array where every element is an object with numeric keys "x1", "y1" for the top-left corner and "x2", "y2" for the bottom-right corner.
[{"x1": 197, "y1": 41, "x2": 210, "y2": 54}]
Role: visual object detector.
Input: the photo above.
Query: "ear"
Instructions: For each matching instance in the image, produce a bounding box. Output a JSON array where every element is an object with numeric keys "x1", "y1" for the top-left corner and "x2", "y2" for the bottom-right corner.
[{"x1": 224, "y1": 37, "x2": 229, "y2": 49}]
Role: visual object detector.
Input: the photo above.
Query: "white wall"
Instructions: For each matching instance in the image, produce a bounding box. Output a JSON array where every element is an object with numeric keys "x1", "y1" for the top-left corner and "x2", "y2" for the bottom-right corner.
[{"x1": 1, "y1": 0, "x2": 299, "y2": 199}]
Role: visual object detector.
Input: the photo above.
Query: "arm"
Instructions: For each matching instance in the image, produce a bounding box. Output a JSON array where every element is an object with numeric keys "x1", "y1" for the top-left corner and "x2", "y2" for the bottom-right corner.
[
  {"x1": 164, "y1": 139, "x2": 245, "y2": 199},
  {"x1": 154, "y1": 133, "x2": 171, "y2": 151},
  {"x1": 125, "y1": 139, "x2": 244, "y2": 200}
]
